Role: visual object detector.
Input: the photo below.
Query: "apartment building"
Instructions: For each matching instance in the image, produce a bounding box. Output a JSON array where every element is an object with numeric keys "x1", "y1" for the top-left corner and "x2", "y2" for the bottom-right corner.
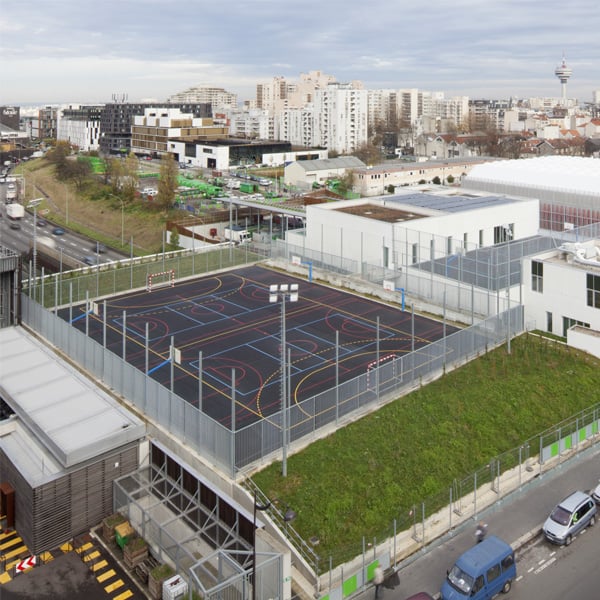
[
  {"x1": 57, "y1": 105, "x2": 104, "y2": 152},
  {"x1": 167, "y1": 86, "x2": 238, "y2": 111},
  {"x1": 312, "y1": 83, "x2": 368, "y2": 154}
]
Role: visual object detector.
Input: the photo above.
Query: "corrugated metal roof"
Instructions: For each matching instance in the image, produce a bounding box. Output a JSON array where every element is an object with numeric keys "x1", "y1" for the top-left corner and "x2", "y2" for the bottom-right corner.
[
  {"x1": 0, "y1": 327, "x2": 145, "y2": 476},
  {"x1": 292, "y1": 156, "x2": 365, "y2": 171}
]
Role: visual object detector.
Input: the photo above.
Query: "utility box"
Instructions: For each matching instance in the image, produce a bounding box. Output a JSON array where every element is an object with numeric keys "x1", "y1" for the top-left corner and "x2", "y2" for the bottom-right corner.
[
  {"x1": 162, "y1": 574, "x2": 188, "y2": 600},
  {"x1": 114, "y1": 521, "x2": 134, "y2": 550}
]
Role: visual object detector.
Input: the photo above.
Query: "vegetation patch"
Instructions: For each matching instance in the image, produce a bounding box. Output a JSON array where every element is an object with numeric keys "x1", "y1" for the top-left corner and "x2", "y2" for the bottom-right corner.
[{"x1": 252, "y1": 334, "x2": 600, "y2": 565}]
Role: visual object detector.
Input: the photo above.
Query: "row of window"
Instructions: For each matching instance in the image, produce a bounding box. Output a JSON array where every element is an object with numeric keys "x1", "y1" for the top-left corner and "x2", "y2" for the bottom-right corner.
[{"x1": 532, "y1": 261, "x2": 600, "y2": 309}]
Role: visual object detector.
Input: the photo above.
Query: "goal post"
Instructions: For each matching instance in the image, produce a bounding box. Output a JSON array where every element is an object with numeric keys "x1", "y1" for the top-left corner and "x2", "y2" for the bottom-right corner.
[{"x1": 147, "y1": 269, "x2": 176, "y2": 292}]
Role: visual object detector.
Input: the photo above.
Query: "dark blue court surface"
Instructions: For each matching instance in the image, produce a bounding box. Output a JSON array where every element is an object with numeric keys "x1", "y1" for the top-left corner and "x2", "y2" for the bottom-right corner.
[{"x1": 63, "y1": 265, "x2": 457, "y2": 430}]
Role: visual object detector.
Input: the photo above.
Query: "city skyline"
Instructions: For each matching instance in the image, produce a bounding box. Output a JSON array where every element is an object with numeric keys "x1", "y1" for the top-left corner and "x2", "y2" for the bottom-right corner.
[{"x1": 1, "y1": 0, "x2": 599, "y2": 105}]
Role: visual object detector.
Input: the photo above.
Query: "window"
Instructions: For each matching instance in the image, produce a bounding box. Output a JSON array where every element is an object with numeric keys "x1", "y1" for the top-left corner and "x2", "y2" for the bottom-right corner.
[
  {"x1": 486, "y1": 563, "x2": 501, "y2": 583},
  {"x1": 531, "y1": 261, "x2": 543, "y2": 293},
  {"x1": 546, "y1": 311, "x2": 553, "y2": 333},
  {"x1": 562, "y1": 317, "x2": 590, "y2": 338},
  {"x1": 587, "y1": 274, "x2": 600, "y2": 308},
  {"x1": 472, "y1": 575, "x2": 484, "y2": 593},
  {"x1": 412, "y1": 243, "x2": 418, "y2": 264},
  {"x1": 501, "y1": 554, "x2": 514, "y2": 570},
  {"x1": 479, "y1": 229, "x2": 484, "y2": 247}
]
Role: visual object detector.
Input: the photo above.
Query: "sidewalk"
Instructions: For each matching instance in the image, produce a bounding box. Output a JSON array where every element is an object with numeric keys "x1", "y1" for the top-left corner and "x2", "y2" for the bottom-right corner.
[{"x1": 347, "y1": 442, "x2": 600, "y2": 600}]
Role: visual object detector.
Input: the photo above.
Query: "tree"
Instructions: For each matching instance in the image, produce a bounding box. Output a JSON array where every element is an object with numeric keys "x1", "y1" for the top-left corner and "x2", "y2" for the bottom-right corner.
[
  {"x1": 169, "y1": 227, "x2": 180, "y2": 250},
  {"x1": 353, "y1": 142, "x2": 383, "y2": 165},
  {"x1": 157, "y1": 154, "x2": 179, "y2": 213}
]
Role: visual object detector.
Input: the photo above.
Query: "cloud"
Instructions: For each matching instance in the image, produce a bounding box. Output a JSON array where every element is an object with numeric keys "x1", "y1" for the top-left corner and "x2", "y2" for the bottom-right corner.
[{"x1": 0, "y1": 0, "x2": 598, "y2": 104}]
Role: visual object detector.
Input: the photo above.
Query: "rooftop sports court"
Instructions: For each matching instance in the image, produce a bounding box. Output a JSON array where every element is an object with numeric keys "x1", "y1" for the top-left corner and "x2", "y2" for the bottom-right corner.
[{"x1": 63, "y1": 264, "x2": 457, "y2": 430}]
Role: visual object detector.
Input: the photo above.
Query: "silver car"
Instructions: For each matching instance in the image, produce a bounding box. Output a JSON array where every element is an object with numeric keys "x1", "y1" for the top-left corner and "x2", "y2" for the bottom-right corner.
[{"x1": 543, "y1": 490, "x2": 597, "y2": 545}]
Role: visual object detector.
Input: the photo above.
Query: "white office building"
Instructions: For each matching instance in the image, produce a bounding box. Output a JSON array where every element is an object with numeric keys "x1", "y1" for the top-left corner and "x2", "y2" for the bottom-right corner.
[{"x1": 522, "y1": 241, "x2": 600, "y2": 357}]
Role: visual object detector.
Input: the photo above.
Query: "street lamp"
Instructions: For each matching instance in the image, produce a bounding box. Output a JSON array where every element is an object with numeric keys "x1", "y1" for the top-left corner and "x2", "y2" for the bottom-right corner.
[
  {"x1": 269, "y1": 282, "x2": 299, "y2": 477},
  {"x1": 252, "y1": 490, "x2": 296, "y2": 600},
  {"x1": 27, "y1": 198, "x2": 44, "y2": 280}
]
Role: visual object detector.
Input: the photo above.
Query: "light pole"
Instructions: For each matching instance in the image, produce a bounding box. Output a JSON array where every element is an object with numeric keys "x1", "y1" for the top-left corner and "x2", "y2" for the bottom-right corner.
[
  {"x1": 252, "y1": 490, "x2": 296, "y2": 600},
  {"x1": 269, "y1": 282, "x2": 299, "y2": 477},
  {"x1": 27, "y1": 198, "x2": 44, "y2": 280}
]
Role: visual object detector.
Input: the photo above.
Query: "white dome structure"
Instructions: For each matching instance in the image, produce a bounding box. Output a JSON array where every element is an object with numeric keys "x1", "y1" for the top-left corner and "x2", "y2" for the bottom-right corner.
[{"x1": 462, "y1": 156, "x2": 600, "y2": 210}]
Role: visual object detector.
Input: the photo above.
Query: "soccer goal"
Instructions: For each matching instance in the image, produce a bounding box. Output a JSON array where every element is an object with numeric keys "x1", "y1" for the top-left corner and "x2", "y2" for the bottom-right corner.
[{"x1": 147, "y1": 269, "x2": 176, "y2": 292}]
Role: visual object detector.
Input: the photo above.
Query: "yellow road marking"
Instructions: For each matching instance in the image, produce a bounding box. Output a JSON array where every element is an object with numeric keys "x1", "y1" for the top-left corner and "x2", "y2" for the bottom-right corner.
[
  {"x1": 60, "y1": 542, "x2": 73, "y2": 553},
  {"x1": 113, "y1": 591, "x2": 134, "y2": 600},
  {"x1": 96, "y1": 568, "x2": 116, "y2": 583},
  {"x1": 3, "y1": 545, "x2": 28, "y2": 560},
  {"x1": 76, "y1": 541, "x2": 93, "y2": 554},
  {"x1": 83, "y1": 550, "x2": 101, "y2": 562},
  {"x1": 104, "y1": 579, "x2": 124, "y2": 593},
  {"x1": 0, "y1": 537, "x2": 22, "y2": 551},
  {"x1": 0, "y1": 571, "x2": 11, "y2": 584},
  {"x1": 91, "y1": 559, "x2": 108, "y2": 571},
  {"x1": 39, "y1": 551, "x2": 54, "y2": 563}
]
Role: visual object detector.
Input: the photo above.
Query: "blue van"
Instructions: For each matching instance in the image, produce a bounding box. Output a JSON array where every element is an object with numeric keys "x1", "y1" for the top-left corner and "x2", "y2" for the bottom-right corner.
[{"x1": 441, "y1": 535, "x2": 516, "y2": 600}]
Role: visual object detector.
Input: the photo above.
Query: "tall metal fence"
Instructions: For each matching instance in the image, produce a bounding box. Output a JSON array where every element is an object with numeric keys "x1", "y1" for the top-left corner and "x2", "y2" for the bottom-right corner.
[{"x1": 317, "y1": 400, "x2": 600, "y2": 597}]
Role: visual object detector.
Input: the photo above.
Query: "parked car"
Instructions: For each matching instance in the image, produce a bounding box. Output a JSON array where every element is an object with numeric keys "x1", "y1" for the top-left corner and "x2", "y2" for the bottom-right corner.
[
  {"x1": 52, "y1": 227, "x2": 65, "y2": 236},
  {"x1": 592, "y1": 483, "x2": 600, "y2": 505},
  {"x1": 405, "y1": 594, "x2": 435, "y2": 600},
  {"x1": 543, "y1": 490, "x2": 597, "y2": 545}
]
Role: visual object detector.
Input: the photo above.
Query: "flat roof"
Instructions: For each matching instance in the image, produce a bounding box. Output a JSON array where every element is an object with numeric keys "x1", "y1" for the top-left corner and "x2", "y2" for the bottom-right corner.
[
  {"x1": 0, "y1": 327, "x2": 145, "y2": 473},
  {"x1": 387, "y1": 192, "x2": 521, "y2": 213}
]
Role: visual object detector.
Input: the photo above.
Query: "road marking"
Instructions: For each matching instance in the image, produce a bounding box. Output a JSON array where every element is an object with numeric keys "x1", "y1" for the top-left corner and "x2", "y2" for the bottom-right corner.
[
  {"x1": 97, "y1": 568, "x2": 116, "y2": 583},
  {"x1": 91, "y1": 559, "x2": 108, "y2": 572},
  {"x1": 76, "y1": 541, "x2": 93, "y2": 554},
  {"x1": 534, "y1": 556, "x2": 556, "y2": 574},
  {"x1": 113, "y1": 591, "x2": 134, "y2": 600},
  {"x1": 83, "y1": 549, "x2": 101, "y2": 562},
  {"x1": 0, "y1": 571, "x2": 11, "y2": 584},
  {"x1": 104, "y1": 578, "x2": 125, "y2": 593}
]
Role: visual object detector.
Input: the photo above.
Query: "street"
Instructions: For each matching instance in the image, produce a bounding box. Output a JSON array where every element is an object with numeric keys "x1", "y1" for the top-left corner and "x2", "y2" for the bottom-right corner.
[{"x1": 353, "y1": 443, "x2": 600, "y2": 600}]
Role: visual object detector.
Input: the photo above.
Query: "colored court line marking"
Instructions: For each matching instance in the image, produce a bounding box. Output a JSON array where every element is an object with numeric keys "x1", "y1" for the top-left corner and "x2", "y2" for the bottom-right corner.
[
  {"x1": 0, "y1": 571, "x2": 11, "y2": 584},
  {"x1": 113, "y1": 591, "x2": 134, "y2": 600},
  {"x1": 91, "y1": 558, "x2": 108, "y2": 571},
  {"x1": 97, "y1": 568, "x2": 116, "y2": 583},
  {"x1": 104, "y1": 578, "x2": 125, "y2": 593},
  {"x1": 83, "y1": 549, "x2": 101, "y2": 562}
]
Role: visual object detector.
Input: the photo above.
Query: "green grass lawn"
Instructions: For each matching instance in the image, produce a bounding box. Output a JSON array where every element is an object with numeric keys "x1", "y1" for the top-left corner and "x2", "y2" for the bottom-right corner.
[{"x1": 252, "y1": 334, "x2": 600, "y2": 566}]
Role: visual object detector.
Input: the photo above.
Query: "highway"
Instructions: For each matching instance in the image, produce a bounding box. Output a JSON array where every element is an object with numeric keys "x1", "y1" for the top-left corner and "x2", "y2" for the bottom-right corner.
[
  {"x1": 352, "y1": 444, "x2": 600, "y2": 600},
  {"x1": 1, "y1": 186, "x2": 125, "y2": 270}
]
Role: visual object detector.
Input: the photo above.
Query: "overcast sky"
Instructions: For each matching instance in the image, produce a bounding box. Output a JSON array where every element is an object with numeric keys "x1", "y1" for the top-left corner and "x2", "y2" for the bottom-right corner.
[{"x1": 1, "y1": 0, "x2": 598, "y2": 106}]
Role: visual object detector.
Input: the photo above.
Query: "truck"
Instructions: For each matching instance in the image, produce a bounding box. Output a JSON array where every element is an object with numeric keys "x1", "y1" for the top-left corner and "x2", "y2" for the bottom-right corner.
[
  {"x1": 224, "y1": 226, "x2": 251, "y2": 244},
  {"x1": 6, "y1": 203, "x2": 25, "y2": 219},
  {"x1": 6, "y1": 188, "x2": 17, "y2": 202}
]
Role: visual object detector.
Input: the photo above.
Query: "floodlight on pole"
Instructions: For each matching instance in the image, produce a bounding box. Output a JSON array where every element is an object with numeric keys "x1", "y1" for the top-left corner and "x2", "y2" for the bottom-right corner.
[{"x1": 268, "y1": 282, "x2": 299, "y2": 477}]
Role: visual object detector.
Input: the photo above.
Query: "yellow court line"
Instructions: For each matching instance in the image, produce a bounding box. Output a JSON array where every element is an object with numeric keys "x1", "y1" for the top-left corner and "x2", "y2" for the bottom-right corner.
[
  {"x1": 91, "y1": 559, "x2": 108, "y2": 572},
  {"x1": 0, "y1": 571, "x2": 11, "y2": 584},
  {"x1": 83, "y1": 550, "x2": 101, "y2": 562},
  {"x1": 96, "y1": 568, "x2": 116, "y2": 583},
  {"x1": 113, "y1": 591, "x2": 134, "y2": 600},
  {"x1": 104, "y1": 579, "x2": 125, "y2": 593}
]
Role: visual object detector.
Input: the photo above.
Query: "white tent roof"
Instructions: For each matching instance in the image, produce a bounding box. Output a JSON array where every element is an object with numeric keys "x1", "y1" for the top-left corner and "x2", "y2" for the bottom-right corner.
[{"x1": 464, "y1": 156, "x2": 600, "y2": 197}]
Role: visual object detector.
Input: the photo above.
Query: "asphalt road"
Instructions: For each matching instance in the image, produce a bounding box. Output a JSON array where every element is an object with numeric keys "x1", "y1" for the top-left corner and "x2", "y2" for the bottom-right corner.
[{"x1": 352, "y1": 443, "x2": 600, "y2": 600}]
